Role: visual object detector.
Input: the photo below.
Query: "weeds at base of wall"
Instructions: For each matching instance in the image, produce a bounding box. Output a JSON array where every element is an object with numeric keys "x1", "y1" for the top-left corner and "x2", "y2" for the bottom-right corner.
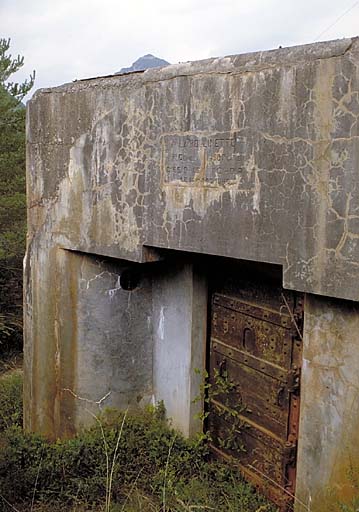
[
  {"x1": 0, "y1": 369, "x2": 23, "y2": 430},
  {"x1": 193, "y1": 367, "x2": 247, "y2": 452},
  {"x1": 326, "y1": 463, "x2": 359, "y2": 512},
  {"x1": 1, "y1": 372, "x2": 359, "y2": 512},
  {"x1": 0, "y1": 371, "x2": 276, "y2": 512}
]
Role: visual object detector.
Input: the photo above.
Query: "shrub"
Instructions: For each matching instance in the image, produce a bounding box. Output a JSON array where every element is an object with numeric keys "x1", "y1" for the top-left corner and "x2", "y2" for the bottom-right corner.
[
  {"x1": 0, "y1": 369, "x2": 22, "y2": 430},
  {"x1": 0, "y1": 403, "x2": 276, "y2": 511}
]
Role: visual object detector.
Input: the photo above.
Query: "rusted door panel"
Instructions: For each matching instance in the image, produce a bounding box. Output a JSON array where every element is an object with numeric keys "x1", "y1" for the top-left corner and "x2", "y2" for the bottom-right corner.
[
  {"x1": 210, "y1": 441, "x2": 294, "y2": 512},
  {"x1": 212, "y1": 302, "x2": 295, "y2": 369},
  {"x1": 208, "y1": 413, "x2": 287, "y2": 484},
  {"x1": 213, "y1": 293, "x2": 294, "y2": 328},
  {"x1": 212, "y1": 275, "x2": 296, "y2": 316},
  {"x1": 210, "y1": 349, "x2": 290, "y2": 438},
  {"x1": 211, "y1": 338, "x2": 290, "y2": 382},
  {"x1": 209, "y1": 280, "x2": 303, "y2": 512}
]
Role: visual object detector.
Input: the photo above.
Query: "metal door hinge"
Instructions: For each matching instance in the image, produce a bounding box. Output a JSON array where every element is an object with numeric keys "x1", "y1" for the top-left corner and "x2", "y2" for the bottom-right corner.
[
  {"x1": 283, "y1": 441, "x2": 297, "y2": 466},
  {"x1": 287, "y1": 369, "x2": 301, "y2": 393}
]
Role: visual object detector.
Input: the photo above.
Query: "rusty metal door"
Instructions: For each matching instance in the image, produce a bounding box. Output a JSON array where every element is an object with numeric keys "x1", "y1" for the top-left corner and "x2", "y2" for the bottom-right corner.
[{"x1": 208, "y1": 267, "x2": 303, "y2": 511}]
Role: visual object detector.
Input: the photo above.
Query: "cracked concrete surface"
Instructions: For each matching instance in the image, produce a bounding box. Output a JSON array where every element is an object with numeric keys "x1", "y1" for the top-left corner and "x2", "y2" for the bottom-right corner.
[
  {"x1": 296, "y1": 294, "x2": 359, "y2": 512},
  {"x1": 27, "y1": 36, "x2": 359, "y2": 300},
  {"x1": 25, "y1": 37, "x2": 359, "y2": 512}
]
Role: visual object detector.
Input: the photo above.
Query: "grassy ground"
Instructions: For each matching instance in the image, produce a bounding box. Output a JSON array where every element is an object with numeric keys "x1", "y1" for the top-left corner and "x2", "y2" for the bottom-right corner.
[
  {"x1": 1, "y1": 365, "x2": 359, "y2": 512},
  {"x1": 0, "y1": 349, "x2": 22, "y2": 376},
  {"x1": 0, "y1": 370, "x2": 277, "y2": 512}
]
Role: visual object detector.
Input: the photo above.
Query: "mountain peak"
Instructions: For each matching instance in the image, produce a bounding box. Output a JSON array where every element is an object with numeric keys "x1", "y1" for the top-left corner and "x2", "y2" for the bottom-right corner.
[{"x1": 116, "y1": 54, "x2": 170, "y2": 75}]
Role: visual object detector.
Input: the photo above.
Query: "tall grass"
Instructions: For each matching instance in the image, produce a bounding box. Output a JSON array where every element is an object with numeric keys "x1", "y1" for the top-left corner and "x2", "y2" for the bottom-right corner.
[{"x1": 0, "y1": 372, "x2": 277, "y2": 512}]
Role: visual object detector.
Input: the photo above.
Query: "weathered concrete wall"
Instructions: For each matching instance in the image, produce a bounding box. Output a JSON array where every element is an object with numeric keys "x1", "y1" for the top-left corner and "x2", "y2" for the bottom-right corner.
[
  {"x1": 24, "y1": 249, "x2": 153, "y2": 438},
  {"x1": 73, "y1": 254, "x2": 154, "y2": 429},
  {"x1": 296, "y1": 294, "x2": 359, "y2": 511},
  {"x1": 25, "y1": 36, "x2": 359, "y2": 508},
  {"x1": 152, "y1": 261, "x2": 207, "y2": 436},
  {"x1": 27, "y1": 37, "x2": 359, "y2": 301}
]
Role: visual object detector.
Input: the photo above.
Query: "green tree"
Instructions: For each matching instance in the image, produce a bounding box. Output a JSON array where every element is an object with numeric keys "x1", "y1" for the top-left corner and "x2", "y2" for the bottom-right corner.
[{"x1": 0, "y1": 38, "x2": 35, "y2": 349}]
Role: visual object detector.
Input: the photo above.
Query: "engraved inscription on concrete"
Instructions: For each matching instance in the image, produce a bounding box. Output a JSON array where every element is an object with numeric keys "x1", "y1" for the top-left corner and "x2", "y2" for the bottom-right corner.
[{"x1": 161, "y1": 133, "x2": 246, "y2": 185}]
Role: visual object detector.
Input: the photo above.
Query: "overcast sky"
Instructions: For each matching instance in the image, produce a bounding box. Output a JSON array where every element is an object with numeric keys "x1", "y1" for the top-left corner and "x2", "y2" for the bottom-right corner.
[{"x1": 2, "y1": 0, "x2": 359, "y2": 101}]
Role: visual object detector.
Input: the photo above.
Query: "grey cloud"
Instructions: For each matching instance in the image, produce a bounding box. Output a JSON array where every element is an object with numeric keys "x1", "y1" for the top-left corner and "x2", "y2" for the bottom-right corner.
[{"x1": 1, "y1": 0, "x2": 358, "y2": 101}]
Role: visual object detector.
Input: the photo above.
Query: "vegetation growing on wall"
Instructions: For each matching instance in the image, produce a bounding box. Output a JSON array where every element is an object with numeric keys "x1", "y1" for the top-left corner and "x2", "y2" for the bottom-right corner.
[
  {"x1": 193, "y1": 367, "x2": 247, "y2": 453},
  {"x1": 0, "y1": 38, "x2": 35, "y2": 352}
]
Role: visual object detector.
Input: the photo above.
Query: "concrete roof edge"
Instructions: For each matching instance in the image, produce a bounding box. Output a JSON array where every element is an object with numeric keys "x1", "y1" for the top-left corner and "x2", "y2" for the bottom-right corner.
[
  {"x1": 29, "y1": 36, "x2": 358, "y2": 101},
  {"x1": 143, "y1": 36, "x2": 357, "y2": 80}
]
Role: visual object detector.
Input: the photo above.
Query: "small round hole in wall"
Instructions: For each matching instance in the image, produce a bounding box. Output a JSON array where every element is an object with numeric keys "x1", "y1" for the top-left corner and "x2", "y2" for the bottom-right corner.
[{"x1": 120, "y1": 269, "x2": 140, "y2": 291}]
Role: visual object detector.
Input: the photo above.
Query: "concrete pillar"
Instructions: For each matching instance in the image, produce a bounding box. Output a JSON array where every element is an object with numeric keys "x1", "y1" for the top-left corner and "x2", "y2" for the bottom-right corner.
[
  {"x1": 152, "y1": 261, "x2": 207, "y2": 437},
  {"x1": 295, "y1": 294, "x2": 359, "y2": 511}
]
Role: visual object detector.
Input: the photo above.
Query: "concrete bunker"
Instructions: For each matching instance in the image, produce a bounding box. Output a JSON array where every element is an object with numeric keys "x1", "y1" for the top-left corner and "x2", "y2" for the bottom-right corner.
[{"x1": 26, "y1": 37, "x2": 359, "y2": 511}]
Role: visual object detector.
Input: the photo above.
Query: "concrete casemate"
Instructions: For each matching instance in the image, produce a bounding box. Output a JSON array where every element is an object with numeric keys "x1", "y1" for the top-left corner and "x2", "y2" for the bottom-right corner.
[{"x1": 25, "y1": 37, "x2": 359, "y2": 511}]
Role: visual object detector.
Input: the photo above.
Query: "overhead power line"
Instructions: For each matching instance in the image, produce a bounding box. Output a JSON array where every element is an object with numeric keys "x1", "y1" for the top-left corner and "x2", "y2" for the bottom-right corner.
[{"x1": 315, "y1": 0, "x2": 359, "y2": 41}]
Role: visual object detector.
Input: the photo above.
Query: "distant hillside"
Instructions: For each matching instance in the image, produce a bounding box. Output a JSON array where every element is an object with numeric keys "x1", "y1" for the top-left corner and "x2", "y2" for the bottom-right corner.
[{"x1": 116, "y1": 54, "x2": 170, "y2": 74}]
